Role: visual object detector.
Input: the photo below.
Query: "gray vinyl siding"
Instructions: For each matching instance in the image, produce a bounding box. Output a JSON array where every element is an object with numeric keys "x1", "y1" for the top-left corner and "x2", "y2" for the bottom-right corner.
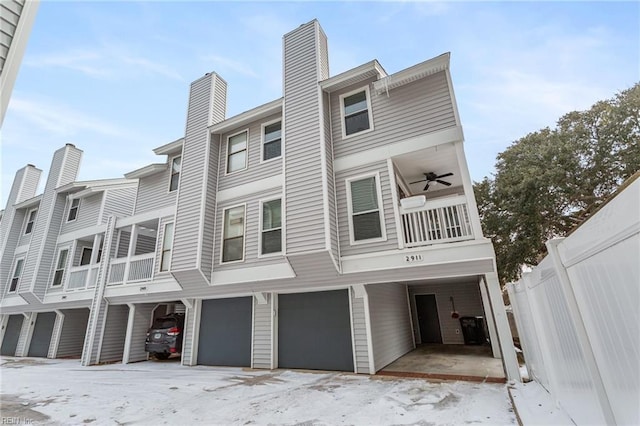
[
  {"x1": 102, "y1": 187, "x2": 136, "y2": 221},
  {"x1": 20, "y1": 145, "x2": 82, "y2": 300},
  {"x1": 351, "y1": 293, "x2": 370, "y2": 374},
  {"x1": 0, "y1": 209, "x2": 27, "y2": 296},
  {"x1": 0, "y1": 0, "x2": 24, "y2": 80},
  {"x1": 134, "y1": 234, "x2": 156, "y2": 255},
  {"x1": 217, "y1": 113, "x2": 282, "y2": 191},
  {"x1": 16, "y1": 209, "x2": 31, "y2": 246},
  {"x1": 60, "y1": 194, "x2": 102, "y2": 234},
  {"x1": 367, "y1": 283, "x2": 414, "y2": 371},
  {"x1": 409, "y1": 280, "x2": 484, "y2": 345},
  {"x1": 252, "y1": 293, "x2": 272, "y2": 369},
  {"x1": 126, "y1": 303, "x2": 154, "y2": 363},
  {"x1": 336, "y1": 161, "x2": 398, "y2": 257},
  {"x1": 213, "y1": 188, "x2": 284, "y2": 270},
  {"x1": 324, "y1": 92, "x2": 339, "y2": 263},
  {"x1": 154, "y1": 216, "x2": 174, "y2": 277},
  {"x1": 332, "y1": 71, "x2": 456, "y2": 159},
  {"x1": 72, "y1": 241, "x2": 93, "y2": 266},
  {"x1": 283, "y1": 21, "x2": 327, "y2": 255},
  {"x1": 55, "y1": 308, "x2": 90, "y2": 358},
  {"x1": 99, "y1": 304, "x2": 129, "y2": 363},
  {"x1": 200, "y1": 134, "x2": 220, "y2": 282},
  {"x1": 134, "y1": 169, "x2": 177, "y2": 215},
  {"x1": 116, "y1": 230, "x2": 130, "y2": 258},
  {"x1": 172, "y1": 73, "x2": 226, "y2": 273},
  {"x1": 181, "y1": 299, "x2": 198, "y2": 365}
]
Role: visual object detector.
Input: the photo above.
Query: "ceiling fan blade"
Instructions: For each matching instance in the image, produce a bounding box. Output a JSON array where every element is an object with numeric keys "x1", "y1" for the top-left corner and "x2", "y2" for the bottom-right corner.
[
  {"x1": 423, "y1": 183, "x2": 430, "y2": 191},
  {"x1": 436, "y1": 179, "x2": 452, "y2": 186},
  {"x1": 410, "y1": 179, "x2": 426, "y2": 185},
  {"x1": 437, "y1": 172, "x2": 454, "y2": 179}
]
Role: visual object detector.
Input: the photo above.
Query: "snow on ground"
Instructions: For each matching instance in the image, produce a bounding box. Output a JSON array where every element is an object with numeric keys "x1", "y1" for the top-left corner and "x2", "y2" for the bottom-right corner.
[{"x1": 0, "y1": 356, "x2": 516, "y2": 425}]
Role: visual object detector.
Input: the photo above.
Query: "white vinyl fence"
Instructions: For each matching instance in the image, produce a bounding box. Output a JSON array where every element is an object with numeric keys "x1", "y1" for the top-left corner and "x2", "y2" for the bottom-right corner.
[{"x1": 507, "y1": 176, "x2": 639, "y2": 426}]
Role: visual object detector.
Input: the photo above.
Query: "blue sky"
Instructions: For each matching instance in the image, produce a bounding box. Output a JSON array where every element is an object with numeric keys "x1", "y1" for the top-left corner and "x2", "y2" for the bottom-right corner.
[{"x1": 2, "y1": 1, "x2": 638, "y2": 206}]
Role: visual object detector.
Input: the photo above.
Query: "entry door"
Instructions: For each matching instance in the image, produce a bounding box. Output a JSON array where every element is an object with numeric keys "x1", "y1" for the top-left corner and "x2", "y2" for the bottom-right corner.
[{"x1": 416, "y1": 295, "x2": 443, "y2": 344}]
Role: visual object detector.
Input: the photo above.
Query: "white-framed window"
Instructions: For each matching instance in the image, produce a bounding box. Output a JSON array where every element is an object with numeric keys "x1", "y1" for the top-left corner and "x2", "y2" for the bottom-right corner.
[
  {"x1": 221, "y1": 205, "x2": 245, "y2": 263},
  {"x1": 80, "y1": 247, "x2": 92, "y2": 266},
  {"x1": 67, "y1": 198, "x2": 80, "y2": 222},
  {"x1": 226, "y1": 130, "x2": 248, "y2": 174},
  {"x1": 346, "y1": 173, "x2": 386, "y2": 244},
  {"x1": 261, "y1": 120, "x2": 282, "y2": 162},
  {"x1": 169, "y1": 156, "x2": 181, "y2": 192},
  {"x1": 160, "y1": 222, "x2": 174, "y2": 272},
  {"x1": 340, "y1": 86, "x2": 374, "y2": 138},
  {"x1": 8, "y1": 257, "x2": 25, "y2": 293},
  {"x1": 260, "y1": 198, "x2": 282, "y2": 255},
  {"x1": 24, "y1": 208, "x2": 37, "y2": 235},
  {"x1": 52, "y1": 248, "x2": 69, "y2": 287}
]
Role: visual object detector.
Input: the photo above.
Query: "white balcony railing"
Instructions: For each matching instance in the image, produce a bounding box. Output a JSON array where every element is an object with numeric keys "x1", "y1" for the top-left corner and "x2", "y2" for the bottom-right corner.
[
  {"x1": 107, "y1": 252, "x2": 155, "y2": 285},
  {"x1": 400, "y1": 195, "x2": 474, "y2": 247},
  {"x1": 66, "y1": 265, "x2": 100, "y2": 291}
]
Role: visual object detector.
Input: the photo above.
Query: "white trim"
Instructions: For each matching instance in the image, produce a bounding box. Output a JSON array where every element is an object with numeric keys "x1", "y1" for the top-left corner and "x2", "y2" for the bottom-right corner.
[
  {"x1": 345, "y1": 172, "x2": 387, "y2": 245},
  {"x1": 211, "y1": 262, "x2": 295, "y2": 286},
  {"x1": 114, "y1": 205, "x2": 175, "y2": 228},
  {"x1": 250, "y1": 295, "x2": 255, "y2": 369},
  {"x1": 334, "y1": 126, "x2": 463, "y2": 172},
  {"x1": 95, "y1": 304, "x2": 109, "y2": 363},
  {"x1": 271, "y1": 292, "x2": 278, "y2": 369},
  {"x1": 13, "y1": 194, "x2": 42, "y2": 210},
  {"x1": 97, "y1": 188, "x2": 107, "y2": 225},
  {"x1": 258, "y1": 196, "x2": 283, "y2": 257},
  {"x1": 387, "y1": 159, "x2": 404, "y2": 250},
  {"x1": 339, "y1": 85, "x2": 374, "y2": 140},
  {"x1": 124, "y1": 163, "x2": 166, "y2": 180},
  {"x1": 318, "y1": 84, "x2": 333, "y2": 255},
  {"x1": 153, "y1": 138, "x2": 184, "y2": 156},
  {"x1": 219, "y1": 203, "x2": 247, "y2": 264},
  {"x1": 445, "y1": 68, "x2": 463, "y2": 130},
  {"x1": 362, "y1": 288, "x2": 376, "y2": 374},
  {"x1": 122, "y1": 303, "x2": 136, "y2": 364},
  {"x1": 260, "y1": 117, "x2": 283, "y2": 163},
  {"x1": 50, "y1": 246, "x2": 71, "y2": 288},
  {"x1": 405, "y1": 285, "x2": 416, "y2": 349},
  {"x1": 159, "y1": 221, "x2": 175, "y2": 272},
  {"x1": 48, "y1": 310, "x2": 65, "y2": 359},
  {"x1": 18, "y1": 312, "x2": 37, "y2": 357},
  {"x1": 66, "y1": 198, "x2": 81, "y2": 223},
  {"x1": 6, "y1": 255, "x2": 26, "y2": 294},
  {"x1": 210, "y1": 98, "x2": 283, "y2": 134},
  {"x1": 372, "y1": 53, "x2": 450, "y2": 95},
  {"x1": 23, "y1": 207, "x2": 38, "y2": 235},
  {"x1": 57, "y1": 147, "x2": 69, "y2": 188},
  {"x1": 224, "y1": 129, "x2": 250, "y2": 175},
  {"x1": 348, "y1": 286, "x2": 358, "y2": 374},
  {"x1": 217, "y1": 174, "x2": 283, "y2": 203},
  {"x1": 319, "y1": 60, "x2": 387, "y2": 91},
  {"x1": 188, "y1": 299, "x2": 202, "y2": 366},
  {"x1": 57, "y1": 224, "x2": 107, "y2": 245}
]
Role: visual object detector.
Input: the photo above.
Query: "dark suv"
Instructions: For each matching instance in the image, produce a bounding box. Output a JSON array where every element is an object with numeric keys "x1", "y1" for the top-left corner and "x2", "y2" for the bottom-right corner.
[{"x1": 145, "y1": 313, "x2": 185, "y2": 360}]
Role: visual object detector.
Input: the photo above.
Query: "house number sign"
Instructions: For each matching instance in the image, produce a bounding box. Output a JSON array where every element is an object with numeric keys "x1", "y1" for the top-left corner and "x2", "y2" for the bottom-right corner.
[{"x1": 404, "y1": 254, "x2": 424, "y2": 263}]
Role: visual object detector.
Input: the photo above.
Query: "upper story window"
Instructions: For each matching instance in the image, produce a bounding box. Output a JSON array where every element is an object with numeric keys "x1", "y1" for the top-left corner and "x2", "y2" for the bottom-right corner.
[
  {"x1": 160, "y1": 222, "x2": 174, "y2": 272},
  {"x1": 222, "y1": 205, "x2": 245, "y2": 263},
  {"x1": 262, "y1": 121, "x2": 282, "y2": 162},
  {"x1": 9, "y1": 258, "x2": 24, "y2": 293},
  {"x1": 67, "y1": 199, "x2": 80, "y2": 222},
  {"x1": 227, "y1": 131, "x2": 248, "y2": 173},
  {"x1": 260, "y1": 198, "x2": 282, "y2": 255},
  {"x1": 347, "y1": 174, "x2": 386, "y2": 244},
  {"x1": 340, "y1": 87, "x2": 373, "y2": 138},
  {"x1": 169, "y1": 156, "x2": 181, "y2": 192},
  {"x1": 24, "y1": 208, "x2": 37, "y2": 235},
  {"x1": 52, "y1": 248, "x2": 69, "y2": 287}
]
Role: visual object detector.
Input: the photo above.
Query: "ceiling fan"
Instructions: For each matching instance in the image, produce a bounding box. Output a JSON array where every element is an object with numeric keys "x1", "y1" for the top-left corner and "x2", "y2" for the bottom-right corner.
[{"x1": 410, "y1": 172, "x2": 454, "y2": 191}]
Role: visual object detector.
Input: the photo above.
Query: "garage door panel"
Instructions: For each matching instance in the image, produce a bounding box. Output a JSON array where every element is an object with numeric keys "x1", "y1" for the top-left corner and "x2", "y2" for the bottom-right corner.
[
  {"x1": 198, "y1": 297, "x2": 252, "y2": 367},
  {"x1": 279, "y1": 290, "x2": 354, "y2": 372},
  {"x1": 28, "y1": 312, "x2": 57, "y2": 357},
  {"x1": 1, "y1": 315, "x2": 24, "y2": 356}
]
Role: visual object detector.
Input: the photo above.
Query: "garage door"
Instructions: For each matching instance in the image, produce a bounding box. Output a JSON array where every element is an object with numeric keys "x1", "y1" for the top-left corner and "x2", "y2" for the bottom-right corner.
[
  {"x1": 28, "y1": 312, "x2": 57, "y2": 357},
  {"x1": 278, "y1": 289, "x2": 354, "y2": 372},
  {"x1": 1, "y1": 315, "x2": 24, "y2": 356},
  {"x1": 197, "y1": 297, "x2": 252, "y2": 367}
]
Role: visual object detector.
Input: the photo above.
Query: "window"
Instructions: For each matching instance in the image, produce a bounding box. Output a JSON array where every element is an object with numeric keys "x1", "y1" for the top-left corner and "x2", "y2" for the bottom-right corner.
[
  {"x1": 160, "y1": 222, "x2": 174, "y2": 272},
  {"x1": 227, "y1": 131, "x2": 248, "y2": 173},
  {"x1": 222, "y1": 205, "x2": 245, "y2": 262},
  {"x1": 169, "y1": 156, "x2": 181, "y2": 192},
  {"x1": 24, "y1": 209, "x2": 37, "y2": 234},
  {"x1": 67, "y1": 199, "x2": 80, "y2": 222},
  {"x1": 347, "y1": 175, "x2": 386, "y2": 243},
  {"x1": 262, "y1": 121, "x2": 281, "y2": 161},
  {"x1": 52, "y1": 248, "x2": 69, "y2": 286},
  {"x1": 9, "y1": 258, "x2": 24, "y2": 293},
  {"x1": 341, "y1": 87, "x2": 373, "y2": 137},
  {"x1": 80, "y1": 248, "x2": 92, "y2": 266},
  {"x1": 261, "y1": 199, "x2": 282, "y2": 255}
]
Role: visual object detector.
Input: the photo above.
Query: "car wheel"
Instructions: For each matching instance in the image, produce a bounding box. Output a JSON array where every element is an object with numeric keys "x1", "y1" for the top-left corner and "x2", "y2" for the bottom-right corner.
[{"x1": 154, "y1": 353, "x2": 170, "y2": 360}]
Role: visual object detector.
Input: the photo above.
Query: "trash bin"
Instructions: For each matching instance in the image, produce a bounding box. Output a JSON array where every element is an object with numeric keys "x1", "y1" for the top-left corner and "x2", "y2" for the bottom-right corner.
[{"x1": 459, "y1": 316, "x2": 486, "y2": 345}]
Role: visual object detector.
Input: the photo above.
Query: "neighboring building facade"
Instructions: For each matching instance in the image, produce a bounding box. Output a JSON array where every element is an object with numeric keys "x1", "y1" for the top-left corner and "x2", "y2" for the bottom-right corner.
[{"x1": 0, "y1": 20, "x2": 519, "y2": 380}]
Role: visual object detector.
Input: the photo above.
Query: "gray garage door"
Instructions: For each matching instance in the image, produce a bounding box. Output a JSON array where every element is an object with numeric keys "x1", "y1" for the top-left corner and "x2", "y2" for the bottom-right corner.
[
  {"x1": 1, "y1": 315, "x2": 24, "y2": 356},
  {"x1": 278, "y1": 289, "x2": 354, "y2": 372},
  {"x1": 197, "y1": 297, "x2": 252, "y2": 367},
  {"x1": 28, "y1": 312, "x2": 57, "y2": 357}
]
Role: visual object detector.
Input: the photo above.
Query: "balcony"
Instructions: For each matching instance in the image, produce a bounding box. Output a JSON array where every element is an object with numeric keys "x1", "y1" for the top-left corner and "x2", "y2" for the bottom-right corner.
[
  {"x1": 66, "y1": 264, "x2": 99, "y2": 290},
  {"x1": 107, "y1": 252, "x2": 156, "y2": 285},
  {"x1": 400, "y1": 195, "x2": 473, "y2": 247}
]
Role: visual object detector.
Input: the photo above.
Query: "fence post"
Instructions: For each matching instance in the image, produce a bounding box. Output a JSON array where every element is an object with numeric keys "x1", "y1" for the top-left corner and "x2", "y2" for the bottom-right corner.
[{"x1": 546, "y1": 238, "x2": 616, "y2": 425}]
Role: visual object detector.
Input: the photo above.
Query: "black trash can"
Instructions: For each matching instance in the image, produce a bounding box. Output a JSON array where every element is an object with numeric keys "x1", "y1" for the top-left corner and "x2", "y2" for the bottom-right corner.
[{"x1": 459, "y1": 316, "x2": 486, "y2": 345}]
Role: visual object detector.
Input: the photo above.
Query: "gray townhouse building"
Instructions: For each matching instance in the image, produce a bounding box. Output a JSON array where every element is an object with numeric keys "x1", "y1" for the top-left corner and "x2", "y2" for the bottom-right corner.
[{"x1": 0, "y1": 20, "x2": 519, "y2": 381}]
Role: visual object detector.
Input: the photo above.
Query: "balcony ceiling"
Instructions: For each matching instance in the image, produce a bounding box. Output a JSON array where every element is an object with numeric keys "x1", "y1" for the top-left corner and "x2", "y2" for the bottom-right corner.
[{"x1": 393, "y1": 143, "x2": 462, "y2": 196}]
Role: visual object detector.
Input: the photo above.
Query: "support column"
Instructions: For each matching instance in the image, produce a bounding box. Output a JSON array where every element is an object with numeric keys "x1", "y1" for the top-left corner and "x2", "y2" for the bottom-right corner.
[
  {"x1": 483, "y1": 272, "x2": 520, "y2": 382},
  {"x1": 123, "y1": 225, "x2": 138, "y2": 284},
  {"x1": 479, "y1": 277, "x2": 500, "y2": 358},
  {"x1": 14, "y1": 312, "x2": 36, "y2": 357},
  {"x1": 47, "y1": 310, "x2": 65, "y2": 358}
]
